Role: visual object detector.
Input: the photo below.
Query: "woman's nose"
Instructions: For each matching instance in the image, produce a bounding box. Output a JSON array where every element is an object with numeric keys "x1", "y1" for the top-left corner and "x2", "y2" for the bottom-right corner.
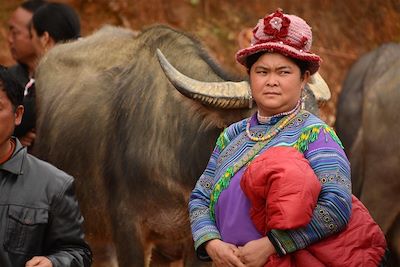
[{"x1": 265, "y1": 74, "x2": 279, "y2": 86}]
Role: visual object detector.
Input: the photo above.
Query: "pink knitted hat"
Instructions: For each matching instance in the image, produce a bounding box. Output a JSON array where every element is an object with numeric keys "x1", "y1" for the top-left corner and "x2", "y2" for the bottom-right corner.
[{"x1": 236, "y1": 9, "x2": 321, "y2": 74}]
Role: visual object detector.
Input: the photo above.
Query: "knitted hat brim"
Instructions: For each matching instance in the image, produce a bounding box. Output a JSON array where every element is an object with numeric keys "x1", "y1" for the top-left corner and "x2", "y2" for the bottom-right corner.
[{"x1": 236, "y1": 42, "x2": 321, "y2": 75}]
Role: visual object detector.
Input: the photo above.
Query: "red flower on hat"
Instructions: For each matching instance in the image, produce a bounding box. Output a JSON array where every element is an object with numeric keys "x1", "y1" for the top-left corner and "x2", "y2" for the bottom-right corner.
[{"x1": 263, "y1": 9, "x2": 290, "y2": 40}]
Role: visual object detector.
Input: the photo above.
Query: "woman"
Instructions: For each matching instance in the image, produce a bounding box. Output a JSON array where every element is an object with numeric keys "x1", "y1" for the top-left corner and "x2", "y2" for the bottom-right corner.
[
  {"x1": 15, "y1": 2, "x2": 80, "y2": 148},
  {"x1": 30, "y1": 2, "x2": 80, "y2": 58},
  {"x1": 189, "y1": 9, "x2": 386, "y2": 267}
]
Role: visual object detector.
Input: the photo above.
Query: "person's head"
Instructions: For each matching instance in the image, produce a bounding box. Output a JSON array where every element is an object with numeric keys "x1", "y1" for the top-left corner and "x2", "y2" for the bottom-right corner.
[
  {"x1": 0, "y1": 66, "x2": 24, "y2": 146},
  {"x1": 236, "y1": 9, "x2": 321, "y2": 116},
  {"x1": 7, "y1": 0, "x2": 47, "y2": 65},
  {"x1": 30, "y1": 2, "x2": 80, "y2": 57}
]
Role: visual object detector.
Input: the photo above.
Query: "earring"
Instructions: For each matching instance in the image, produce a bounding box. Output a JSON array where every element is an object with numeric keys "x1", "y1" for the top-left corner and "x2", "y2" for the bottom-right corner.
[
  {"x1": 248, "y1": 87, "x2": 253, "y2": 109},
  {"x1": 300, "y1": 89, "x2": 306, "y2": 110}
]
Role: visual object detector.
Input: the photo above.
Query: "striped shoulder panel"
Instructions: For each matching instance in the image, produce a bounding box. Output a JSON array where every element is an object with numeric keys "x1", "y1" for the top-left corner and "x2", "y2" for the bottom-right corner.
[{"x1": 216, "y1": 118, "x2": 247, "y2": 151}]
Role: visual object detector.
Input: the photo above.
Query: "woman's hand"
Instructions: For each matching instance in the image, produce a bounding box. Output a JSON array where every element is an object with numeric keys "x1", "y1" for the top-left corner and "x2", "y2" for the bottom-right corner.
[
  {"x1": 238, "y1": 236, "x2": 276, "y2": 267},
  {"x1": 205, "y1": 239, "x2": 246, "y2": 267}
]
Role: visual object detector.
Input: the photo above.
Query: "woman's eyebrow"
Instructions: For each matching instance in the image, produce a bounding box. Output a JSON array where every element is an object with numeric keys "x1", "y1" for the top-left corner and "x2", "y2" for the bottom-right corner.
[
  {"x1": 254, "y1": 65, "x2": 292, "y2": 70},
  {"x1": 276, "y1": 65, "x2": 292, "y2": 70}
]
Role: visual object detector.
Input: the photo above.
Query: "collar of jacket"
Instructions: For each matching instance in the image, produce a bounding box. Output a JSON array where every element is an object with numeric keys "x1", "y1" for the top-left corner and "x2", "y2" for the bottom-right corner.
[{"x1": 0, "y1": 137, "x2": 25, "y2": 175}]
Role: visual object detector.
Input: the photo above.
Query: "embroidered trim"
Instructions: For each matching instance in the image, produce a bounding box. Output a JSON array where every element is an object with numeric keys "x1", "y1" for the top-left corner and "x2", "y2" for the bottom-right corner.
[
  {"x1": 246, "y1": 107, "x2": 300, "y2": 141},
  {"x1": 267, "y1": 231, "x2": 287, "y2": 256},
  {"x1": 317, "y1": 205, "x2": 339, "y2": 233},
  {"x1": 294, "y1": 125, "x2": 343, "y2": 153},
  {"x1": 270, "y1": 229, "x2": 296, "y2": 254},
  {"x1": 194, "y1": 231, "x2": 222, "y2": 250},
  {"x1": 216, "y1": 129, "x2": 229, "y2": 151}
]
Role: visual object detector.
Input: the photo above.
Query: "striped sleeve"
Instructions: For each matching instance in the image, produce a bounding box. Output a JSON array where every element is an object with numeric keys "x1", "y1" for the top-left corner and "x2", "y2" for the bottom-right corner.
[
  {"x1": 188, "y1": 120, "x2": 246, "y2": 258},
  {"x1": 268, "y1": 127, "x2": 352, "y2": 255},
  {"x1": 189, "y1": 144, "x2": 222, "y2": 253}
]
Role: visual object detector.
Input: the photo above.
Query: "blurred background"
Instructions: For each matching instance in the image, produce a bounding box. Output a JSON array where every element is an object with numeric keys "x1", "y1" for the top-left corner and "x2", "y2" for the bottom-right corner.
[{"x1": 1, "y1": 0, "x2": 400, "y2": 125}]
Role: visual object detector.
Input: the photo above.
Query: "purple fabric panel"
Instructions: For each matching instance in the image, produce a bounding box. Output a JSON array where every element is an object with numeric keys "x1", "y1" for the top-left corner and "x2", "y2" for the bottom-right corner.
[
  {"x1": 250, "y1": 112, "x2": 258, "y2": 126},
  {"x1": 215, "y1": 168, "x2": 262, "y2": 246}
]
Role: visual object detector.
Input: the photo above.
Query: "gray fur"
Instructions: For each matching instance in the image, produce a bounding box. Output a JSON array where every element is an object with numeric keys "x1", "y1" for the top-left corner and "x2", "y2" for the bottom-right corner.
[{"x1": 335, "y1": 43, "x2": 400, "y2": 266}]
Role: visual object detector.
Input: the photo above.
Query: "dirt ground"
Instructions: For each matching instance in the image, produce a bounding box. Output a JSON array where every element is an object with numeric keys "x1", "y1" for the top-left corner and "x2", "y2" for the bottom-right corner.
[{"x1": 1, "y1": 0, "x2": 400, "y2": 125}]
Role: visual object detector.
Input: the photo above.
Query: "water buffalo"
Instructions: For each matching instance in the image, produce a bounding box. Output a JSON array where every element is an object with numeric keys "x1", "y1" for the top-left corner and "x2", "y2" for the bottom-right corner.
[
  {"x1": 33, "y1": 25, "x2": 329, "y2": 266},
  {"x1": 335, "y1": 43, "x2": 400, "y2": 266}
]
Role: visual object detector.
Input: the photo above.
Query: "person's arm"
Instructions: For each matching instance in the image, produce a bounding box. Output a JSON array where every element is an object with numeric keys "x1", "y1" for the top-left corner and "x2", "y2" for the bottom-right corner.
[
  {"x1": 42, "y1": 178, "x2": 92, "y2": 267},
  {"x1": 189, "y1": 144, "x2": 246, "y2": 267},
  {"x1": 189, "y1": 145, "x2": 222, "y2": 260},
  {"x1": 267, "y1": 126, "x2": 352, "y2": 256}
]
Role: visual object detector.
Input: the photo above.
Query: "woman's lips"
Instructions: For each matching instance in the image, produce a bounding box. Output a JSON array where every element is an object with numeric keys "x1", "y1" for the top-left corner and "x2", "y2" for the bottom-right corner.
[{"x1": 263, "y1": 91, "x2": 280, "y2": 95}]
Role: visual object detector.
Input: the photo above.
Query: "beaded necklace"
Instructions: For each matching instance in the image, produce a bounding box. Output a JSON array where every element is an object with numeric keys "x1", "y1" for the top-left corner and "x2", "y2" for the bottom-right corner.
[
  {"x1": 246, "y1": 102, "x2": 301, "y2": 142},
  {"x1": 257, "y1": 100, "x2": 300, "y2": 124}
]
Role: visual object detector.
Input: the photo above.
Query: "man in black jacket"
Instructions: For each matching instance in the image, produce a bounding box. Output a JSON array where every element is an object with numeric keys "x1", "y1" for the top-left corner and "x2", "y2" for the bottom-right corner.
[
  {"x1": 0, "y1": 66, "x2": 92, "y2": 266},
  {"x1": 7, "y1": 0, "x2": 48, "y2": 148},
  {"x1": 7, "y1": 0, "x2": 47, "y2": 87}
]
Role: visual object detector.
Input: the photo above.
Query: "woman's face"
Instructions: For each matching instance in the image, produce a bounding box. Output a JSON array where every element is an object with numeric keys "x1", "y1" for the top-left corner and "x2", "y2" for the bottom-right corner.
[
  {"x1": 30, "y1": 26, "x2": 54, "y2": 59},
  {"x1": 30, "y1": 27, "x2": 45, "y2": 57},
  {"x1": 249, "y1": 52, "x2": 309, "y2": 117}
]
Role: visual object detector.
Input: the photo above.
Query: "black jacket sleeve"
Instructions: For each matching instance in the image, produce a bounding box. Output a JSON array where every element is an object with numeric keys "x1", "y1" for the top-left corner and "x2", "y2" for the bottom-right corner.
[{"x1": 45, "y1": 178, "x2": 92, "y2": 267}]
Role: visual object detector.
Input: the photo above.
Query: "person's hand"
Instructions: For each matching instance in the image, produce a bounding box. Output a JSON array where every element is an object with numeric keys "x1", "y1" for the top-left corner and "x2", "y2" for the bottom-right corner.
[
  {"x1": 238, "y1": 237, "x2": 276, "y2": 267},
  {"x1": 19, "y1": 129, "x2": 36, "y2": 147},
  {"x1": 25, "y1": 256, "x2": 52, "y2": 267},
  {"x1": 205, "y1": 239, "x2": 246, "y2": 267}
]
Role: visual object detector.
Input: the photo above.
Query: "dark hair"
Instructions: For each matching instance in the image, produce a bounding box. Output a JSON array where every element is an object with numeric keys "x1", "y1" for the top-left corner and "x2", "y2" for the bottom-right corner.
[
  {"x1": 0, "y1": 66, "x2": 24, "y2": 109},
  {"x1": 245, "y1": 51, "x2": 309, "y2": 77},
  {"x1": 32, "y1": 2, "x2": 80, "y2": 43},
  {"x1": 20, "y1": 0, "x2": 47, "y2": 13}
]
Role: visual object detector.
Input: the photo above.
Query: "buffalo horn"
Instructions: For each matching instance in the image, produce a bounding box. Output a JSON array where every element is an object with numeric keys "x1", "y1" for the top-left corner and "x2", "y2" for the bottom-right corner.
[
  {"x1": 308, "y1": 72, "x2": 331, "y2": 101},
  {"x1": 156, "y1": 49, "x2": 252, "y2": 109}
]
